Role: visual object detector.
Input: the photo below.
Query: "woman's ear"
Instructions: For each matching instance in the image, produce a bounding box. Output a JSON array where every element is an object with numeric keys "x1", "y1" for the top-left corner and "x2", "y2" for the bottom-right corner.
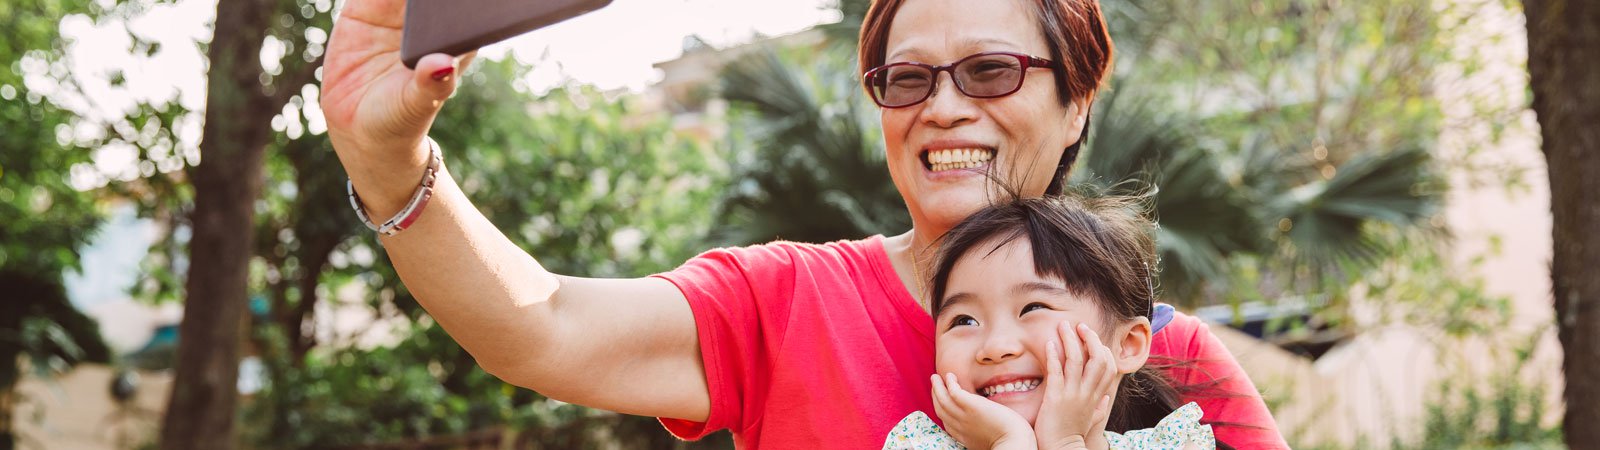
[
  {"x1": 1069, "y1": 95, "x2": 1094, "y2": 126},
  {"x1": 1111, "y1": 317, "x2": 1152, "y2": 374}
]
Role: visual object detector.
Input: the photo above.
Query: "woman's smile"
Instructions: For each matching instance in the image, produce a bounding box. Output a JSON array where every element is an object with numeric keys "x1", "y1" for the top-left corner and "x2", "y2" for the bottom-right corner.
[
  {"x1": 922, "y1": 147, "x2": 996, "y2": 173},
  {"x1": 920, "y1": 141, "x2": 999, "y2": 180}
]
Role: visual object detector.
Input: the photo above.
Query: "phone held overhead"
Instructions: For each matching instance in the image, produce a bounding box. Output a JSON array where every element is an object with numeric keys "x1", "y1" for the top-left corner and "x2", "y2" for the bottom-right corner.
[{"x1": 401, "y1": 0, "x2": 615, "y2": 69}]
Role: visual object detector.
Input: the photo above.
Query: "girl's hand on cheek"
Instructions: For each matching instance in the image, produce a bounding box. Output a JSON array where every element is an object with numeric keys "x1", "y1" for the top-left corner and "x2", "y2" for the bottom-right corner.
[
  {"x1": 930, "y1": 373, "x2": 1035, "y2": 450},
  {"x1": 1034, "y1": 322, "x2": 1118, "y2": 450}
]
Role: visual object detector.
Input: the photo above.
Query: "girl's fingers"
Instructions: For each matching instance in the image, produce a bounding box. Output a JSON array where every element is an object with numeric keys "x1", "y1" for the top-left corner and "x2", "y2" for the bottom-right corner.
[
  {"x1": 1086, "y1": 326, "x2": 1116, "y2": 372},
  {"x1": 945, "y1": 373, "x2": 977, "y2": 406},
  {"x1": 1080, "y1": 326, "x2": 1120, "y2": 396},
  {"x1": 1043, "y1": 339, "x2": 1065, "y2": 395},
  {"x1": 1080, "y1": 324, "x2": 1110, "y2": 368},
  {"x1": 931, "y1": 374, "x2": 955, "y2": 416},
  {"x1": 1094, "y1": 394, "x2": 1113, "y2": 424},
  {"x1": 1076, "y1": 322, "x2": 1098, "y2": 349},
  {"x1": 1060, "y1": 321, "x2": 1085, "y2": 383},
  {"x1": 940, "y1": 373, "x2": 962, "y2": 408}
]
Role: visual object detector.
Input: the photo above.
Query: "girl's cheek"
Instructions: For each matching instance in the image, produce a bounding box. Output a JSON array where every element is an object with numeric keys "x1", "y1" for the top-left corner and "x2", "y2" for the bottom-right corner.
[{"x1": 934, "y1": 340, "x2": 978, "y2": 377}]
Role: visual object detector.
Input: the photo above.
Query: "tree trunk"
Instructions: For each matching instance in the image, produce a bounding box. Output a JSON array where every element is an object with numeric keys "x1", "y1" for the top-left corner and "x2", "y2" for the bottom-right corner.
[
  {"x1": 289, "y1": 234, "x2": 338, "y2": 361},
  {"x1": 1522, "y1": 1, "x2": 1600, "y2": 448},
  {"x1": 158, "y1": 1, "x2": 279, "y2": 449},
  {"x1": 1, "y1": 385, "x2": 13, "y2": 450}
]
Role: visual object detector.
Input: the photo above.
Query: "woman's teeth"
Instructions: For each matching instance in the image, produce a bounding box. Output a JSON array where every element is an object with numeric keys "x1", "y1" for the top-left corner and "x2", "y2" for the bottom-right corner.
[
  {"x1": 980, "y1": 378, "x2": 1041, "y2": 397},
  {"x1": 926, "y1": 148, "x2": 995, "y2": 172}
]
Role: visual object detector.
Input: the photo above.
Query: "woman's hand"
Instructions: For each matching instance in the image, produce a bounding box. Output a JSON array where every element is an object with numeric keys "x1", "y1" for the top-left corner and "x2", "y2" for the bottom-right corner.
[
  {"x1": 1034, "y1": 322, "x2": 1118, "y2": 450},
  {"x1": 321, "y1": 0, "x2": 475, "y2": 210},
  {"x1": 931, "y1": 373, "x2": 1036, "y2": 450}
]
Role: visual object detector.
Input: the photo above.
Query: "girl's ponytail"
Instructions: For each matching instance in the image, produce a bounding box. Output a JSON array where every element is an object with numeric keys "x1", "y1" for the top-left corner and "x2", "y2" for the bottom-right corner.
[
  {"x1": 1105, "y1": 366, "x2": 1182, "y2": 434},
  {"x1": 1107, "y1": 362, "x2": 1240, "y2": 450}
]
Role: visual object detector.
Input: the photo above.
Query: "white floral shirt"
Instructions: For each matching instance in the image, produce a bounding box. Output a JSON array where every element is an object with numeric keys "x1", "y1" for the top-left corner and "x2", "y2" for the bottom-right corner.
[{"x1": 882, "y1": 402, "x2": 1215, "y2": 450}]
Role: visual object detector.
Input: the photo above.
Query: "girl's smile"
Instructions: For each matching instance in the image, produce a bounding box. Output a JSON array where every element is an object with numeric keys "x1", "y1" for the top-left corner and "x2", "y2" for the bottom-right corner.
[{"x1": 976, "y1": 375, "x2": 1043, "y2": 399}]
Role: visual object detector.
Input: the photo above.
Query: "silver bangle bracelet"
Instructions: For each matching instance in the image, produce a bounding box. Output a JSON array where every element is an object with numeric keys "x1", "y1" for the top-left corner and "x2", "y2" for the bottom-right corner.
[{"x1": 347, "y1": 137, "x2": 443, "y2": 236}]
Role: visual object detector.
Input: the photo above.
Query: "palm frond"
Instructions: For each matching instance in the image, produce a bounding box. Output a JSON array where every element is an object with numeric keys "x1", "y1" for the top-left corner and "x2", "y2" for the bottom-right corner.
[
  {"x1": 1073, "y1": 90, "x2": 1264, "y2": 300},
  {"x1": 713, "y1": 47, "x2": 908, "y2": 245},
  {"x1": 1268, "y1": 145, "x2": 1438, "y2": 277}
]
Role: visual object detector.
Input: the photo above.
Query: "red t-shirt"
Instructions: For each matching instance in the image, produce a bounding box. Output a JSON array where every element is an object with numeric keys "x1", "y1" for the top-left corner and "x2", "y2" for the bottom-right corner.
[{"x1": 653, "y1": 236, "x2": 1287, "y2": 449}]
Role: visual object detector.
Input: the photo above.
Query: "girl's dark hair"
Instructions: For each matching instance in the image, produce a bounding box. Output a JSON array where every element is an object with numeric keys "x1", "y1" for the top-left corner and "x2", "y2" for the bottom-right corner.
[
  {"x1": 928, "y1": 193, "x2": 1236, "y2": 448},
  {"x1": 858, "y1": 0, "x2": 1114, "y2": 195}
]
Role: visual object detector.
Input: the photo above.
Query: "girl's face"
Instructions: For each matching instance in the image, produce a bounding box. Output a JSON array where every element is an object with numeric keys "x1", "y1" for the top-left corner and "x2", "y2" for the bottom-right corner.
[
  {"x1": 934, "y1": 238, "x2": 1128, "y2": 424},
  {"x1": 879, "y1": 0, "x2": 1089, "y2": 235}
]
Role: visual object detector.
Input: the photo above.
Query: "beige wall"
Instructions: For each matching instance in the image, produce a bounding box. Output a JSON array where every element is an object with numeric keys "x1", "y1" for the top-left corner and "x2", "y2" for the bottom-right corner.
[{"x1": 11, "y1": 364, "x2": 171, "y2": 450}]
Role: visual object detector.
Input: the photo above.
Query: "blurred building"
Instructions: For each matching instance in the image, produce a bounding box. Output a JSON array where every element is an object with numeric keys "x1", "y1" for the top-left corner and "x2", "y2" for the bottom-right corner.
[{"x1": 635, "y1": 29, "x2": 827, "y2": 143}]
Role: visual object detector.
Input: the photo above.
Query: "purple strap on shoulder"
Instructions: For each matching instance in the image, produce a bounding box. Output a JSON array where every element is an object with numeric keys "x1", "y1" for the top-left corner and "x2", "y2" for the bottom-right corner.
[{"x1": 1151, "y1": 303, "x2": 1175, "y2": 335}]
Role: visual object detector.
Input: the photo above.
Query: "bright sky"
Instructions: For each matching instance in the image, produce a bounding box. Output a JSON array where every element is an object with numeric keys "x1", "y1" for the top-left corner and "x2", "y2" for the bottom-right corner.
[
  {"x1": 53, "y1": 0, "x2": 837, "y2": 117},
  {"x1": 44, "y1": 0, "x2": 835, "y2": 185},
  {"x1": 494, "y1": 0, "x2": 840, "y2": 90},
  {"x1": 56, "y1": 0, "x2": 837, "y2": 326}
]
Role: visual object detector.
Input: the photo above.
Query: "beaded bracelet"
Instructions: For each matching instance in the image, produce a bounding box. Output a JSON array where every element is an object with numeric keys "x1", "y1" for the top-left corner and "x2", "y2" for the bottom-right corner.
[{"x1": 347, "y1": 138, "x2": 442, "y2": 236}]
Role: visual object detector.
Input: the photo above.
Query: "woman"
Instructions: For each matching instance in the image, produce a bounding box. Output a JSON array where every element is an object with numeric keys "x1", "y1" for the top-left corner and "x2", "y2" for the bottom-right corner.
[{"x1": 319, "y1": 0, "x2": 1288, "y2": 448}]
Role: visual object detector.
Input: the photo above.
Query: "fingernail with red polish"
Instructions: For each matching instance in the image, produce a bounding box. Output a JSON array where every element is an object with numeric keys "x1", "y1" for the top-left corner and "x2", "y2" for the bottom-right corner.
[{"x1": 431, "y1": 67, "x2": 454, "y2": 81}]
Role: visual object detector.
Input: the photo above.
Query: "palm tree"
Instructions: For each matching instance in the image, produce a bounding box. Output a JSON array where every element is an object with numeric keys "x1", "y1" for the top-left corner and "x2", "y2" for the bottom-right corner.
[
  {"x1": 1073, "y1": 87, "x2": 1438, "y2": 304},
  {"x1": 713, "y1": 46, "x2": 909, "y2": 246}
]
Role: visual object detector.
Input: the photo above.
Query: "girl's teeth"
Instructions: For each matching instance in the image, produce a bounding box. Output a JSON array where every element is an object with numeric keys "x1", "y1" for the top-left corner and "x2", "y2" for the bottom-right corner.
[{"x1": 981, "y1": 379, "x2": 1041, "y2": 396}]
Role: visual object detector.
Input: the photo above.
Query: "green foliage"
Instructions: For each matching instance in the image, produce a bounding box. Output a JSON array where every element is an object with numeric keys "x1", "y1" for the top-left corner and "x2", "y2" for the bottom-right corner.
[
  {"x1": 1069, "y1": 90, "x2": 1266, "y2": 299},
  {"x1": 1408, "y1": 331, "x2": 1562, "y2": 449},
  {"x1": 246, "y1": 321, "x2": 732, "y2": 449},
  {"x1": 0, "y1": 271, "x2": 113, "y2": 388},
  {"x1": 244, "y1": 323, "x2": 497, "y2": 448},
  {"x1": 0, "y1": 2, "x2": 111, "y2": 445},
  {"x1": 714, "y1": 44, "x2": 907, "y2": 246},
  {"x1": 1078, "y1": 0, "x2": 1449, "y2": 304},
  {"x1": 0, "y1": 0, "x2": 106, "y2": 280},
  {"x1": 240, "y1": 56, "x2": 729, "y2": 448},
  {"x1": 433, "y1": 58, "x2": 723, "y2": 277}
]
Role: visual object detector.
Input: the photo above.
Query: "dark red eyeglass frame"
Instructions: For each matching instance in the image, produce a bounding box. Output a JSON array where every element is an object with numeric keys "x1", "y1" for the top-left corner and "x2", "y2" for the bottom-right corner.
[{"x1": 863, "y1": 51, "x2": 1057, "y2": 108}]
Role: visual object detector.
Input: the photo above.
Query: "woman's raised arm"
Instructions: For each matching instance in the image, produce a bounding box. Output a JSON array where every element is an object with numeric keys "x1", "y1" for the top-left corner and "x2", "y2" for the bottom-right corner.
[{"x1": 319, "y1": 0, "x2": 710, "y2": 421}]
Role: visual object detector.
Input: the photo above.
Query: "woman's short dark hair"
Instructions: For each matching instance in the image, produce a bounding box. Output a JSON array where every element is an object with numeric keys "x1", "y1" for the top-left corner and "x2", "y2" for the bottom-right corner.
[{"x1": 858, "y1": 0, "x2": 1114, "y2": 194}]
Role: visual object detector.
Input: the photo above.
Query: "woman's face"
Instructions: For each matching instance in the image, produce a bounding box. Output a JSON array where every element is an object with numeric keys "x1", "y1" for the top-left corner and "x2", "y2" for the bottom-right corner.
[
  {"x1": 879, "y1": 0, "x2": 1088, "y2": 234},
  {"x1": 933, "y1": 237, "x2": 1114, "y2": 424}
]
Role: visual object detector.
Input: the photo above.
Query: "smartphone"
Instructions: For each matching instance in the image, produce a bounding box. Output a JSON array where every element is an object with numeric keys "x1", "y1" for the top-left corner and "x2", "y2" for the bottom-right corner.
[{"x1": 401, "y1": 0, "x2": 615, "y2": 69}]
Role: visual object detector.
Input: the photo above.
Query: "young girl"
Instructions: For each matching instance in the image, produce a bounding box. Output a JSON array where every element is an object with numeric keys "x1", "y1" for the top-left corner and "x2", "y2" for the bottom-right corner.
[{"x1": 883, "y1": 194, "x2": 1220, "y2": 450}]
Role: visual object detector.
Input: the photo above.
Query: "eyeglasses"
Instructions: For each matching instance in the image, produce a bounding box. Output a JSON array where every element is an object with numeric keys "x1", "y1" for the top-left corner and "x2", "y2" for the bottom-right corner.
[{"x1": 864, "y1": 52, "x2": 1057, "y2": 109}]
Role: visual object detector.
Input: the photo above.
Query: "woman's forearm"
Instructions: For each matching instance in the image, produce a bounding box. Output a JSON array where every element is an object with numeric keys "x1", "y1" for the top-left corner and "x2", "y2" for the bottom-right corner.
[
  {"x1": 366, "y1": 163, "x2": 564, "y2": 378},
  {"x1": 340, "y1": 151, "x2": 709, "y2": 419}
]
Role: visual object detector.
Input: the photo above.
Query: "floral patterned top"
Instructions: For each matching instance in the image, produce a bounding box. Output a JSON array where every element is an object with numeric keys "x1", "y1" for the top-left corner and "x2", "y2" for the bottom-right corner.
[{"x1": 881, "y1": 402, "x2": 1215, "y2": 450}]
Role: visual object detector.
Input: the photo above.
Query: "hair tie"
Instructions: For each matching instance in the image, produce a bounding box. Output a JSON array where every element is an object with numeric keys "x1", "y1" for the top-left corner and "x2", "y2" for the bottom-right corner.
[{"x1": 1151, "y1": 303, "x2": 1175, "y2": 335}]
